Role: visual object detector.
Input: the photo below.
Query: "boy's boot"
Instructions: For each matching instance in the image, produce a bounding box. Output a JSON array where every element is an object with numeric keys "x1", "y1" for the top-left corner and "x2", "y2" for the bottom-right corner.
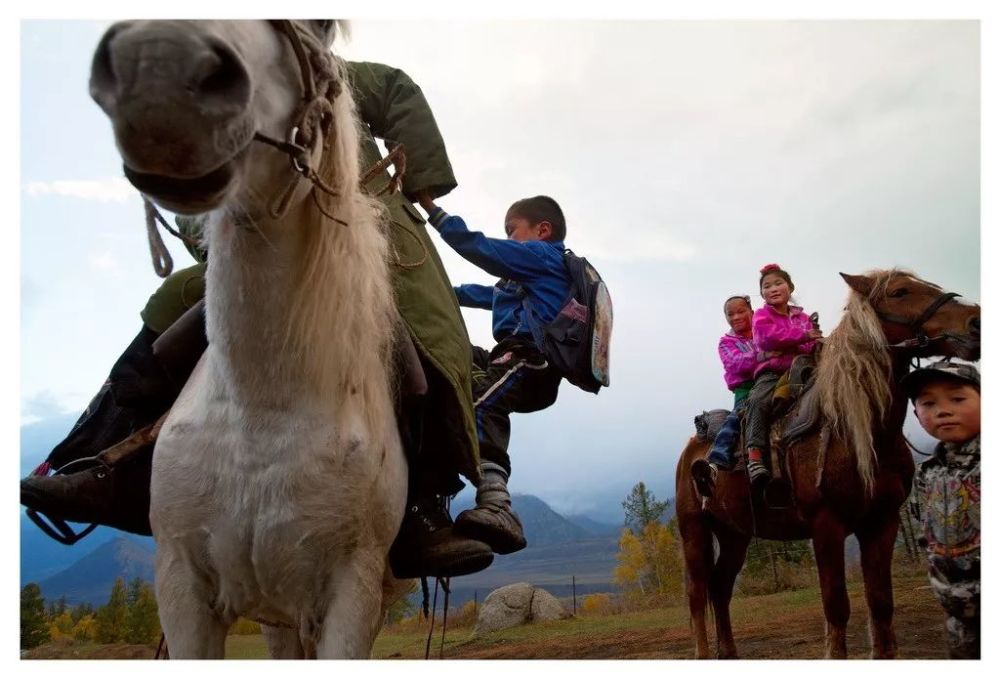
[
  {"x1": 690, "y1": 459, "x2": 719, "y2": 497},
  {"x1": 389, "y1": 494, "x2": 494, "y2": 579},
  {"x1": 20, "y1": 304, "x2": 206, "y2": 538},
  {"x1": 454, "y1": 462, "x2": 527, "y2": 555}
]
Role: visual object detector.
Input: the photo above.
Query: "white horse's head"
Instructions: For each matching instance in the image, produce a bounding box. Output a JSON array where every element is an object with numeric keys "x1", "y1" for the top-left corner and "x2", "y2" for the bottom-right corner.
[{"x1": 89, "y1": 20, "x2": 345, "y2": 216}]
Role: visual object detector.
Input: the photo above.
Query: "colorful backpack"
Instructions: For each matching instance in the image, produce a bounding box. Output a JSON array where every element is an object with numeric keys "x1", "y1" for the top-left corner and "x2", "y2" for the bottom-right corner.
[{"x1": 524, "y1": 250, "x2": 613, "y2": 393}]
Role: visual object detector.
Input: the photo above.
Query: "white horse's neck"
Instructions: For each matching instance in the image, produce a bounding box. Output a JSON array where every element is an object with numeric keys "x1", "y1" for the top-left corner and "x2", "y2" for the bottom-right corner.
[{"x1": 203, "y1": 208, "x2": 310, "y2": 406}]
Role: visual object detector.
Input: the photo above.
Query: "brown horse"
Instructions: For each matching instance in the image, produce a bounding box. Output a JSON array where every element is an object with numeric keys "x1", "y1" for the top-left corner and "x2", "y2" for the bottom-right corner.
[{"x1": 675, "y1": 270, "x2": 980, "y2": 659}]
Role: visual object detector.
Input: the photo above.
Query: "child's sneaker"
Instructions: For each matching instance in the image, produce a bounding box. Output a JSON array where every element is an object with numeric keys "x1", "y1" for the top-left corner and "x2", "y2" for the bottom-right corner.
[{"x1": 746, "y1": 458, "x2": 771, "y2": 486}]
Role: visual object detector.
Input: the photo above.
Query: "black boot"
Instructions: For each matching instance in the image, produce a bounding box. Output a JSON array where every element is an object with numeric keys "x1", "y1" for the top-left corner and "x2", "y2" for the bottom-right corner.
[
  {"x1": 388, "y1": 495, "x2": 494, "y2": 579},
  {"x1": 454, "y1": 462, "x2": 527, "y2": 555},
  {"x1": 20, "y1": 321, "x2": 194, "y2": 539}
]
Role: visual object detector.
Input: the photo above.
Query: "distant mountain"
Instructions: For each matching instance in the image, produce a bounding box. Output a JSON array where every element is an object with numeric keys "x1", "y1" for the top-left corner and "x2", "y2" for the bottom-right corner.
[
  {"x1": 565, "y1": 514, "x2": 622, "y2": 537},
  {"x1": 37, "y1": 537, "x2": 155, "y2": 607},
  {"x1": 452, "y1": 493, "x2": 600, "y2": 547},
  {"x1": 20, "y1": 514, "x2": 153, "y2": 585}
]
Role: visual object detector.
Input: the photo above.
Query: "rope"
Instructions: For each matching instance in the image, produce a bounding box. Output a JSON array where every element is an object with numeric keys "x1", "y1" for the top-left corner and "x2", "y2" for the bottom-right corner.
[
  {"x1": 144, "y1": 198, "x2": 173, "y2": 278},
  {"x1": 438, "y1": 578, "x2": 451, "y2": 659},
  {"x1": 423, "y1": 577, "x2": 439, "y2": 660}
]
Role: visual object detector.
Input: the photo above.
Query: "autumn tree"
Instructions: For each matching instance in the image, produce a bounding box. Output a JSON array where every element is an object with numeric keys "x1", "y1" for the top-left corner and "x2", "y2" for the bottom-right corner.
[
  {"x1": 614, "y1": 483, "x2": 684, "y2": 602},
  {"x1": 48, "y1": 611, "x2": 76, "y2": 641},
  {"x1": 622, "y1": 482, "x2": 667, "y2": 532},
  {"x1": 21, "y1": 583, "x2": 50, "y2": 649},
  {"x1": 95, "y1": 578, "x2": 129, "y2": 643},
  {"x1": 125, "y1": 578, "x2": 160, "y2": 644}
]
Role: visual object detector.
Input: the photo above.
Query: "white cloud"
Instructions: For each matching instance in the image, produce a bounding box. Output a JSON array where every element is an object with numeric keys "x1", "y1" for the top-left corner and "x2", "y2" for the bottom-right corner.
[{"x1": 22, "y1": 178, "x2": 137, "y2": 203}]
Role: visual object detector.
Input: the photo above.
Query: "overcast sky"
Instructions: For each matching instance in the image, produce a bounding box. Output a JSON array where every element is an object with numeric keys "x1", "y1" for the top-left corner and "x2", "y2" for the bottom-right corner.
[{"x1": 14, "y1": 17, "x2": 983, "y2": 524}]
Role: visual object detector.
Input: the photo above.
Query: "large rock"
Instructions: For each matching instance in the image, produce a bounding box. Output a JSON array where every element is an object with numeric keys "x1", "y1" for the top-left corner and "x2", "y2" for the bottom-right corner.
[{"x1": 473, "y1": 582, "x2": 568, "y2": 635}]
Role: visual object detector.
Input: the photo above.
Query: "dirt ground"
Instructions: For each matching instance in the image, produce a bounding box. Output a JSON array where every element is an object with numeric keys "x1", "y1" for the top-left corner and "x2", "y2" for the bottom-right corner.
[{"x1": 437, "y1": 576, "x2": 948, "y2": 660}]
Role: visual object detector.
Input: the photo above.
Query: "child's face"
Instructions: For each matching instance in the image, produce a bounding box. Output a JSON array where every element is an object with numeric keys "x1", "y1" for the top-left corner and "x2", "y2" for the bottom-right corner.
[
  {"x1": 505, "y1": 214, "x2": 551, "y2": 243},
  {"x1": 725, "y1": 299, "x2": 753, "y2": 335},
  {"x1": 760, "y1": 273, "x2": 792, "y2": 307},
  {"x1": 914, "y1": 381, "x2": 981, "y2": 444}
]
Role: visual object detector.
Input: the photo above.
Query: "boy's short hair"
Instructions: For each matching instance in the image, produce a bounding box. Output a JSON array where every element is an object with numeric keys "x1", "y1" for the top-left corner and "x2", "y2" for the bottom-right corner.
[
  {"x1": 901, "y1": 360, "x2": 980, "y2": 402},
  {"x1": 507, "y1": 196, "x2": 566, "y2": 242}
]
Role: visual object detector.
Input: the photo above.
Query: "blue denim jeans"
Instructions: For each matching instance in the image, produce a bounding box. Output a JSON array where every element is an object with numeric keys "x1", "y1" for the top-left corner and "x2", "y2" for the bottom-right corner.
[{"x1": 706, "y1": 393, "x2": 747, "y2": 470}]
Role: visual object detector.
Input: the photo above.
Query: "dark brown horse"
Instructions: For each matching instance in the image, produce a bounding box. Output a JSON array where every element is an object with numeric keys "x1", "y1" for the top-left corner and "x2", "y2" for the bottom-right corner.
[{"x1": 675, "y1": 270, "x2": 980, "y2": 659}]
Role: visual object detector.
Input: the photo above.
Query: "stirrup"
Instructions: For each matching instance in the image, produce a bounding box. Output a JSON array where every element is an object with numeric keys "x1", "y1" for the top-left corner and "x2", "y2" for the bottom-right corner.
[{"x1": 25, "y1": 509, "x2": 98, "y2": 546}]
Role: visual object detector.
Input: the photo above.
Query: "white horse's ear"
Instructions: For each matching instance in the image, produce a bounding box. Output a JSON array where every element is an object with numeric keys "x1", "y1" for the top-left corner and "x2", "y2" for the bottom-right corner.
[{"x1": 305, "y1": 20, "x2": 345, "y2": 47}]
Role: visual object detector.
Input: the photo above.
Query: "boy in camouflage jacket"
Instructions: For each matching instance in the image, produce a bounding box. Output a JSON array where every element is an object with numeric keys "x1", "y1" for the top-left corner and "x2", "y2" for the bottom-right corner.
[{"x1": 902, "y1": 361, "x2": 980, "y2": 659}]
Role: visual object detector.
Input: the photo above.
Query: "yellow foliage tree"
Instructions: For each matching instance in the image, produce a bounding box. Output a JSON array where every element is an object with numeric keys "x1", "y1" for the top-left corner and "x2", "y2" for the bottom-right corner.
[
  {"x1": 72, "y1": 615, "x2": 97, "y2": 642},
  {"x1": 613, "y1": 520, "x2": 683, "y2": 599},
  {"x1": 613, "y1": 528, "x2": 648, "y2": 595},
  {"x1": 579, "y1": 593, "x2": 612, "y2": 616},
  {"x1": 48, "y1": 611, "x2": 75, "y2": 641}
]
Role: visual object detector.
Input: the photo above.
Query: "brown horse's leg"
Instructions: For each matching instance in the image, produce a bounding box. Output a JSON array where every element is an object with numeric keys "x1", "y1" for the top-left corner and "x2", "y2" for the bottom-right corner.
[
  {"x1": 679, "y1": 510, "x2": 714, "y2": 659},
  {"x1": 709, "y1": 526, "x2": 750, "y2": 659},
  {"x1": 856, "y1": 514, "x2": 901, "y2": 659},
  {"x1": 812, "y1": 511, "x2": 850, "y2": 659}
]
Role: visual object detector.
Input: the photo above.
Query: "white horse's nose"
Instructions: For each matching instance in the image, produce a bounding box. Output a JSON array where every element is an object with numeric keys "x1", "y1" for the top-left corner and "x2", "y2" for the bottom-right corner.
[{"x1": 90, "y1": 20, "x2": 251, "y2": 121}]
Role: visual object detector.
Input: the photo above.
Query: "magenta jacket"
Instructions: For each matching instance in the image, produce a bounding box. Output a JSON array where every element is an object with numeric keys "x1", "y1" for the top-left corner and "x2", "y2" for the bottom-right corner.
[
  {"x1": 752, "y1": 304, "x2": 817, "y2": 377},
  {"x1": 718, "y1": 330, "x2": 757, "y2": 390}
]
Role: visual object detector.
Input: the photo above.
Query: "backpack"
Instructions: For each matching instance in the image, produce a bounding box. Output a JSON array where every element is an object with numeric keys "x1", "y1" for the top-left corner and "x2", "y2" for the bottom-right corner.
[{"x1": 523, "y1": 250, "x2": 613, "y2": 393}]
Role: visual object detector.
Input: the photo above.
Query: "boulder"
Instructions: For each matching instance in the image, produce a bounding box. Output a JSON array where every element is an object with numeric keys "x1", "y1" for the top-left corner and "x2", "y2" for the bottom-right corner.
[{"x1": 473, "y1": 582, "x2": 568, "y2": 635}]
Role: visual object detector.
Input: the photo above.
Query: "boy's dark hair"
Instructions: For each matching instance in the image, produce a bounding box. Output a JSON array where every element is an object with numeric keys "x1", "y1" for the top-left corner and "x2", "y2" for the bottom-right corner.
[{"x1": 507, "y1": 196, "x2": 566, "y2": 241}]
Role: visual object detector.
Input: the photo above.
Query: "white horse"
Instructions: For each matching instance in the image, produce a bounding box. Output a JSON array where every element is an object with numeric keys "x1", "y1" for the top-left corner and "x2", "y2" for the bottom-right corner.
[{"x1": 89, "y1": 20, "x2": 407, "y2": 658}]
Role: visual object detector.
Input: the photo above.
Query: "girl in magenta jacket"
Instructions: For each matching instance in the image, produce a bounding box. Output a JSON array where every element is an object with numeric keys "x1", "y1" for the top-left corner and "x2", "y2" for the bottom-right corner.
[
  {"x1": 691, "y1": 295, "x2": 758, "y2": 496},
  {"x1": 743, "y1": 264, "x2": 822, "y2": 485}
]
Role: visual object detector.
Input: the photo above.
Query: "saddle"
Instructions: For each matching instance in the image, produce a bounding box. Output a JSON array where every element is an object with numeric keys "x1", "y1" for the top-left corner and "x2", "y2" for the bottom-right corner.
[{"x1": 693, "y1": 353, "x2": 823, "y2": 482}]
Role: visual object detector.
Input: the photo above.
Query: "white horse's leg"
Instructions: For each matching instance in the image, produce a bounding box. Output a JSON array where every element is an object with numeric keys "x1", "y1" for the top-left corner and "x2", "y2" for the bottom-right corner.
[
  {"x1": 262, "y1": 624, "x2": 306, "y2": 659},
  {"x1": 315, "y1": 553, "x2": 387, "y2": 658},
  {"x1": 155, "y1": 548, "x2": 230, "y2": 659}
]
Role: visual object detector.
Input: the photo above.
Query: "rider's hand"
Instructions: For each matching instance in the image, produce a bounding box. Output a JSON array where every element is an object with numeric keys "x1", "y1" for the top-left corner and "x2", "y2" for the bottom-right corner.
[{"x1": 415, "y1": 190, "x2": 437, "y2": 214}]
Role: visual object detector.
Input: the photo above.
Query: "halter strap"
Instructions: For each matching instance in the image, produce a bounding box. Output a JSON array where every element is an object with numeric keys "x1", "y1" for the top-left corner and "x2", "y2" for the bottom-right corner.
[{"x1": 878, "y1": 291, "x2": 960, "y2": 349}]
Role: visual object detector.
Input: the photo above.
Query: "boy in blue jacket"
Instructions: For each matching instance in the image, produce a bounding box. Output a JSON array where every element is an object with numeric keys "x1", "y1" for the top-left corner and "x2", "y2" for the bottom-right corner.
[{"x1": 417, "y1": 193, "x2": 571, "y2": 555}]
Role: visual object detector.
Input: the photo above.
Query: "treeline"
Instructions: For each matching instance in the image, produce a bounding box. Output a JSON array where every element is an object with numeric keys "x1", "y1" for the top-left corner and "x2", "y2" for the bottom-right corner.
[
  {"x1": 20, "y1": 577, "x2": 160, "y2": 650},
  {"x1": 610, "y1": 482, "x2": 816, "y2": 610}
]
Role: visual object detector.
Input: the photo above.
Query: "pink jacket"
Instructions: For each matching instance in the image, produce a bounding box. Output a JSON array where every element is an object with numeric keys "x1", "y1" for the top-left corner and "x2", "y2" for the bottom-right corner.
[
  {"x1": 718, "y1": 330, "x2": 757, "y2": 390},
  {"x1": 752, "y1": 304, "x2": 817, "y2": 377}
]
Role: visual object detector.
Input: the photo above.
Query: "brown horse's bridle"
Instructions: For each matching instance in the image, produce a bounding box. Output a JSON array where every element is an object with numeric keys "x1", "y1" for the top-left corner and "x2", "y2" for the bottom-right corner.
[{"x1": 877, "y1": 290, "x2": 961, "y2": 349}]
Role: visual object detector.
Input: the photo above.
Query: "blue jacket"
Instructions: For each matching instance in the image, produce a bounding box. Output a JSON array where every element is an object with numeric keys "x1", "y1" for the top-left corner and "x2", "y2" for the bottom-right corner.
[{"x1": 428, "y1": 208, "x2": 571, "y2": 344}]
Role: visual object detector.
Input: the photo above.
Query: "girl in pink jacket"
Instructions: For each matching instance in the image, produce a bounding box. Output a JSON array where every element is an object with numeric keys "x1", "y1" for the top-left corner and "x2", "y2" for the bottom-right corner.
[
  {"x1": 743, "y1": 264, "x2": 822, "y2": 485},
  {"x1": 691, "y1": 295, "x2": 758, "y2": 496}
]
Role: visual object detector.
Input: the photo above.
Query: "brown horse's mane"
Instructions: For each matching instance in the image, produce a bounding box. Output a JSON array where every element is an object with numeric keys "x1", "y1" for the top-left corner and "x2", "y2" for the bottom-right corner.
[{"x1": 815, "y1": 269, "x2": 903, "y2": 495}]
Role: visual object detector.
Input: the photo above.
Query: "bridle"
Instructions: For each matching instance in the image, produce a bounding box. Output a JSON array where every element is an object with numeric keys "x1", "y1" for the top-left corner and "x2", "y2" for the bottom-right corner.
[
  {"x1": 250, "y1": 20, "x2": 344, "y2": 220},
  {"x1": 877, "y1": 290, "x2": 961, "y2": 350},
  {"x1": 141, "y1": 20, "x2": 407, "y2": 275}
]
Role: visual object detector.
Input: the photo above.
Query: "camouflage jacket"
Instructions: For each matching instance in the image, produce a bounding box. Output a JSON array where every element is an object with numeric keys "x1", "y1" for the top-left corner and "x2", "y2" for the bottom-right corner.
[{"x1": 913, "y1": 435, "x2": 980, "y2": 619}]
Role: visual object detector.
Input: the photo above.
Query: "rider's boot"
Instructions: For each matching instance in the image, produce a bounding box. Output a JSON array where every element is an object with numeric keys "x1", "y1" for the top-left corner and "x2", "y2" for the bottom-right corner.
[
  {"x1": 454, "y1": 462, "x2": 527, "y2": 555},
  {"x1": 690, "y1": 459, "x2": 719, "y2": 497},
  {"x1": 388, "y1": 494, "x2": 494, "y2": 579},
  {"x1": 20, "y1": 304, "x2": 206, "y2": 536}
]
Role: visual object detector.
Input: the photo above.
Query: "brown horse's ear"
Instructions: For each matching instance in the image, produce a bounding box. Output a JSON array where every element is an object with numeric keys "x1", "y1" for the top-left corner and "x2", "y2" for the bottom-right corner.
[{"x1": 840, "y1": 272, "x2": 874, "y2": 298}]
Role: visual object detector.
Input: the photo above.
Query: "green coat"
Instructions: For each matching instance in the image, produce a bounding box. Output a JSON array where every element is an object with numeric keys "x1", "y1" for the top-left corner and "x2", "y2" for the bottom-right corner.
[{"x1": 141, "y1": 61, "x2": 479, "y2": 490}]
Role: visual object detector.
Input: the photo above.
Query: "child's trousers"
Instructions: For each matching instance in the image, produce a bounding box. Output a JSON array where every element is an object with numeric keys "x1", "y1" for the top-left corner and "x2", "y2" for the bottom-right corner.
[{"x1": 471, "y1": 336, "x2": 562, "y2": 476}]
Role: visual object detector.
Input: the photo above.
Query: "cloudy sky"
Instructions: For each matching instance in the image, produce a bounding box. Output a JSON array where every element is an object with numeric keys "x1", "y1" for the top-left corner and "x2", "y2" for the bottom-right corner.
[{"x1": 15, "y1": 16, "x2": 983, "y2": 524}]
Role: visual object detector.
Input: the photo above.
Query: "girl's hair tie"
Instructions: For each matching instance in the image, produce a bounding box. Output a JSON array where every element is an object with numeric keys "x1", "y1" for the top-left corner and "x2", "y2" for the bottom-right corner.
[{"x1": 760, "y1": 263, "x2": 782, "y2": 275}]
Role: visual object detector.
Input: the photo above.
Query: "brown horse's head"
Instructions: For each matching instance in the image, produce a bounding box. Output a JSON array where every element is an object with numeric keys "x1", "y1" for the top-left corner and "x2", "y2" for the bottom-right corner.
[
  {"x1": 840, "y1": 270, "x2": 980, "y2": 362},
  {"x1": 89, "y1": 20, "x2": 341, "y2": 215}
]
